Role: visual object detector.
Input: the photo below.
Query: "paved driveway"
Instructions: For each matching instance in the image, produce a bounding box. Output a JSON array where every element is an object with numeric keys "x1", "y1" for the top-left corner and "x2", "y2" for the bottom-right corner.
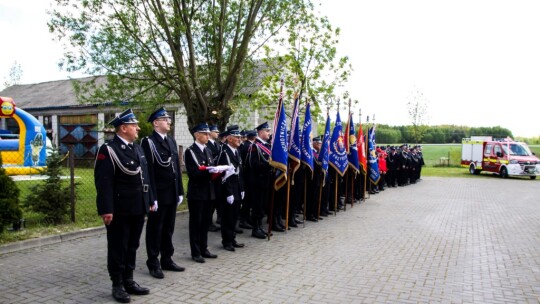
[{"x1": 1, "y1": 177, "x2": 539, "y2": 303}]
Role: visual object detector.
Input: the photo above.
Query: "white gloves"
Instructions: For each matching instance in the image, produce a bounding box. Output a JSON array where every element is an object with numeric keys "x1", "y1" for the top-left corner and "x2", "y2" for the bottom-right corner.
[
  {"x1": 241, "y1": 191, "x2": 245, "y2": 200},
  {"x1": 207, "y1": 165, "x2": 231, "y2": 173},
  {"x1": 151, "y1": 200, "x2": 158, "y2": 212},
  {"x1": 226, "y1": 195, "x2": 234, "y2": 204},
  {"x1": 177, "y1": 195, "x2": 184, "y2": 207}
]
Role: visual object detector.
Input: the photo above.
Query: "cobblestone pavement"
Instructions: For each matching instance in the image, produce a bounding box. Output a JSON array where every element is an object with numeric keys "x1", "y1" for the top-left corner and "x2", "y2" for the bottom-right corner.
[{"x1": 1, "y1": 177, "x2": 540, "y2": 304}]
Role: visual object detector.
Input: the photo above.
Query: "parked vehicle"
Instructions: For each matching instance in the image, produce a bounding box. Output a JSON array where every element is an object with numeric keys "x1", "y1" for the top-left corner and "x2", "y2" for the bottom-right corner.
[{"x1": 461, "y1": 136, "x2": 540, "y2": 180}]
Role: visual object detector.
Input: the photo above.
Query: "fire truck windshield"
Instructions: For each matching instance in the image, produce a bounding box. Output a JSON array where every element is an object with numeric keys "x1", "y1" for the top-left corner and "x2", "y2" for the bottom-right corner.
[{"x1": 502, "y1": 143, "x2": 532, "y2": 156}]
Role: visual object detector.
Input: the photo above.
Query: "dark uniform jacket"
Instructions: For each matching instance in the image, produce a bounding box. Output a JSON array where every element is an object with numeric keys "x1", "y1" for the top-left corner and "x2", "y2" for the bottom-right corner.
[
  {"x1": 140, "y1": 131, "x2": 184, "y2": 206},
  {"x1": 95, "y1": 135, "x2": 153, "y2": 215},
  {"x1": 216, "y1": 145, "x2": 244, "y2": 201},
  {"x1": 184, "y1": 143, "x2": 216, "y2": 201},
  {"x1": 248, "y1": 138, "x2": 272, "y2": 178}
]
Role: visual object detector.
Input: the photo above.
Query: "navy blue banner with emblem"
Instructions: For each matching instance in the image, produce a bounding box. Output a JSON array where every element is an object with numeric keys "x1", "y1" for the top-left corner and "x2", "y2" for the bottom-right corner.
[
  {"x1": 300, "y1": 101, "x2": 313, "y2": 177},
  {"x1": 329, "y1": 112, "x2": 348, "y2": 176},
  {"x1": 270, "y1": 82, "x2": 288, "y2": 190},
  {"x1": 288, "y1": 93, "x2": 301, "y2": 178},
  {"x1": 319, "y1": 113, "x2": 331, "y2": 186},
  {"x1": 368, "y1": 126, "x2": 380, "y2": 184},
  {"x1": 346, "y1": 112, "x2": 360, "y2": 173}
]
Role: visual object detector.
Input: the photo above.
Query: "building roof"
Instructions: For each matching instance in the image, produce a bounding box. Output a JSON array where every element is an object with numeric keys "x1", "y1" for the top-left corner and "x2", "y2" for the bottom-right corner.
[
  {"x1": 0, "y1": 58, "x2": 280, "y2": 111},
  {"x1": 0, "y1": 76, "x2": 107, "y2": 110}
]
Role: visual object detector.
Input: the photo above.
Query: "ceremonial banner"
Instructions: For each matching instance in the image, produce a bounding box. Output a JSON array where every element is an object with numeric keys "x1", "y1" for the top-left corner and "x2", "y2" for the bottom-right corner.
[
  {"x1": 346, "y1": 112, "x2": 360, "y2": 173},
  {"x1": 288, "y1": 94, "x2": 301, "y2": 178},
  {"x1": 270, "y1": 82, "x2": 288, "y2": 190},
  {"x1": 300, "y1": 102, "x2": 313, "y2": 177},
  {"x1": 357, "y1": 120, "x2": 367, "y2": 174},
  {"x1": 319, "y1": 113, "x2": 331, "y2": 186},
  {"x1": 367, "y1": 126, "x2": 380, "y2": 184},
  {"x1": 329, "y1": 112, "x2": 348, "y2": 176}
]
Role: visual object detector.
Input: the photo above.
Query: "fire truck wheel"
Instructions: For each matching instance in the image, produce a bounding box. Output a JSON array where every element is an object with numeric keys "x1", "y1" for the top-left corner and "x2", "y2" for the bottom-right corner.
[
  {"x1": 469, "y1": 165, "x2": 480, "y2": 175},
  {"x1": 500, "y1": 167, "x2": 509, "y2": 178}
]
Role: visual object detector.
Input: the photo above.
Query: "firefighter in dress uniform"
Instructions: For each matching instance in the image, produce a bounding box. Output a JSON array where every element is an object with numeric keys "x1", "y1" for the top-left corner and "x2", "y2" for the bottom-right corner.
[
  {"x1": 207, "y1": 125, "x2": 222, "y2": 232},
  {"x1": 246, "y1": 122, "x2": 272, "y2": 239},
  {"x1": 238, "y1": 130, "x2": 257, "y2": 230},
  {"x1": 95, "y1": 109, "x2": 155, "y2": 303},
  {"x1": 306, "y1": 136, "x2": 324, "y2": 221},
  {"x1": 215, "y1": 125, "x2": 245, "y2": 251},
  {"x1": 184, "y1": 123, "x2": 219, "y2": 263},
  {"x1": 141, "y1": 107, "x2": 185, "y2": 279}
]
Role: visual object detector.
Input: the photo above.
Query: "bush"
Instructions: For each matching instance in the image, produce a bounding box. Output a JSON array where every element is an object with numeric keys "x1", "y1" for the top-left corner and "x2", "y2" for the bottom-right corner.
[
  {"x1": 0, "y1": 155, "x2": 23, "y2": 232},
  {"x1": 24, "y1": 147, "x2": 71, "y2": 225}
]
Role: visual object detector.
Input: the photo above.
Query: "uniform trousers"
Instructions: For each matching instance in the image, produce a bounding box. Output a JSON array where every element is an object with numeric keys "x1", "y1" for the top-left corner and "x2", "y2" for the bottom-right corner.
[
  {"x1": 146, "y1": 197, "x2": 177, "y2": 269},
  {"x1": 221, "y1": 199, "x2": 239, "y2": 246},
  {"x1": 188, "y1": 199, "x2": 214, "y2": 257},
  {"x1": 106, "y1": 214, "x2": 145, "y2": 284}
]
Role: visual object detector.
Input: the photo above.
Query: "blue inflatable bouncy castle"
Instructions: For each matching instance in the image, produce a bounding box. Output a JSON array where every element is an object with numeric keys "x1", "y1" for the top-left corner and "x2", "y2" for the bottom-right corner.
[{"x1": 0, "y1": 96, "x2": 47, "y2": 175}]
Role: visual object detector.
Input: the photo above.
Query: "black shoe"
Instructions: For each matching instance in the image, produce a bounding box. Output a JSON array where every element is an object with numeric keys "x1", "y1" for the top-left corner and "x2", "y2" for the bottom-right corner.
[
  {"x1": 252, "y1": 229, "x2": 266, "y2": 239},
  {"x1": 306, "y1": 216, "x2": 318, "y2": 222},
  {"x1": 272, "y1": 225, "x2": 285, "y2": 232},
  {"x1": 208, "y1": 224, "x2": 220, "y2": 232},
  {"x1": 161, "y1": 261, "x2": 185, "y2": 272},
  {"x1": 294, "y1": 218, "x2": 304, "y2": 224},
  {"x1": 232, "y1": 242, "x2": 245, "y2": 248},
  {"x1": 202, "y1": 250, "x2": 218, "y2": 258},
  {"x1": 192, "y1": 256, "x2": 205, "y2": 263},
  {"x1": 112, "y1": 286, "x2": 131, "y2": 303},
  {"x1": 223, "y1": 244, "x2": 235, "y2": 251},
  {"x1": 288, "y1": 221, "x2": 298, "y2": 228},
  {"x1": 124, "y1": 281, "x2": 150, "y2": 295},
  {"x1": 239, "y1": 221, "x2": 253, "y2": 229},
  {"x1": 149, "y1": 267, "x2": 164, "y2": 279}
]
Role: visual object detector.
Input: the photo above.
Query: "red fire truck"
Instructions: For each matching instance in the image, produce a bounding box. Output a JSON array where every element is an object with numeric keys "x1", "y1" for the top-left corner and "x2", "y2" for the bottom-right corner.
[{"x1": 461, "y1": 136, "x2": 540, "y2": 180}]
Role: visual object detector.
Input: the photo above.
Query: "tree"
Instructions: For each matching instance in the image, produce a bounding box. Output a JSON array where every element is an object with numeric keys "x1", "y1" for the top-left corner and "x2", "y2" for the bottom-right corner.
[
  {"x1": 0, "y1": 155, "x2": 23, "y2": 232},
  {"x1": 48, "y1": 0, "x2": 335, "y2": 131},
  {"x1": 24, "y1": 147, "x2": 71, "y2": 225},
  {"x1": 253, "y1": 6, "x2": 352, "y2": 120},
  {"x1": 2, "y1": 61, "x2": 23, "y2": 90},
  {"x1": 406, "y1": 87, "x2": 429, "y2": 144}
]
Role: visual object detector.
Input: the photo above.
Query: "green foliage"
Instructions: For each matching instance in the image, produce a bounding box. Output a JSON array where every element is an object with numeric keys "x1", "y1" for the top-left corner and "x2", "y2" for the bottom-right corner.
[
  {"x1": 0, "y1": 155, "x2": 23, "y2": 233},
  {"x1": 256, "y1": 4, "x2": 352, "y2": 120},
  {"x1": 24, "y1": 147, "x2": 71, "y2": 225},
  {"x1": 49, "y1": 0, "x2": 315, "y2": 130}
]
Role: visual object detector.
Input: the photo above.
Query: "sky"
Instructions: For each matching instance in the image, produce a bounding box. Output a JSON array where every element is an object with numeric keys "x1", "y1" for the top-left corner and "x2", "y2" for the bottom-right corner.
[{"x1": 1, "y1": 0, "x2": 540, "y2": 137}]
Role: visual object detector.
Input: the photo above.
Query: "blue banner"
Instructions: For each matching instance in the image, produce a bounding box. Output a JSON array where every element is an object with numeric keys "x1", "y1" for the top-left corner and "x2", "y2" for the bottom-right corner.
[
  {"x1": 346, "y1": 113, "x2": 360, "y2": 173},
  {"x1": 329, "y1": 112, "x2": 348, "y2": 176},
  {"x1": 368, "y1": 126, "x2": 380, "y2": 184},
  {"x1": 301, "y1": 102, "x2": 313, "y2": 177},
  {"x1": 270, "y1": 85, "x2": 288, "y2": 190},
  {"x1": 319, "y1": 113, "x2": 331, "y2": 186},
  {"x1": 288, "y1": 94, "x2": 301, "y2": 177}
]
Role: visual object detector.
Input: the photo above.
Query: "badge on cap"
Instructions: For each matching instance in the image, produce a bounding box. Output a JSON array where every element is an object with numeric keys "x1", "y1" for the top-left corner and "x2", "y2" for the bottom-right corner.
[{"x1": 109, "y1": 109, "x2": 139, "y2": 127}]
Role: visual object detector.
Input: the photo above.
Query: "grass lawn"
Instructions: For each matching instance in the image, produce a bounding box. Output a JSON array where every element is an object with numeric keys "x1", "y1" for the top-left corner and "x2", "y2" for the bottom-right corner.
[{"x1": 1, "y1": 143, "x2": 538, "y2": 244}]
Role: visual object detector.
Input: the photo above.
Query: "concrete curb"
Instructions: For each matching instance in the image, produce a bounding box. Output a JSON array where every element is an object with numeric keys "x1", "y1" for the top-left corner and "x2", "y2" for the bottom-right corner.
[
  {"x1": 0, "y1": 226, "x2": 105, "y2": 255},
  {"x1": 0, "y1": 210, "x2": 189, "y2": 255}
]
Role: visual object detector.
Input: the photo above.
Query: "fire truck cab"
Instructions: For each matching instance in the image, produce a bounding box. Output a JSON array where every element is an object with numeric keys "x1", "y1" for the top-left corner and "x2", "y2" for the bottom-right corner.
[{"x1": 461, "y1": 136, "x2": 540, "y2": 180}]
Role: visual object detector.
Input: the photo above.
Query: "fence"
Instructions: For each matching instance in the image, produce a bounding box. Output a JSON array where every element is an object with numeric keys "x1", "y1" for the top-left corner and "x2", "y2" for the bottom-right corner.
[
  {"x1": 6, "y1": 143, "x2": 187, "y2": 232},
  {"x1": 6, "y1": 145, "x2": 100, "y2": 230}
]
